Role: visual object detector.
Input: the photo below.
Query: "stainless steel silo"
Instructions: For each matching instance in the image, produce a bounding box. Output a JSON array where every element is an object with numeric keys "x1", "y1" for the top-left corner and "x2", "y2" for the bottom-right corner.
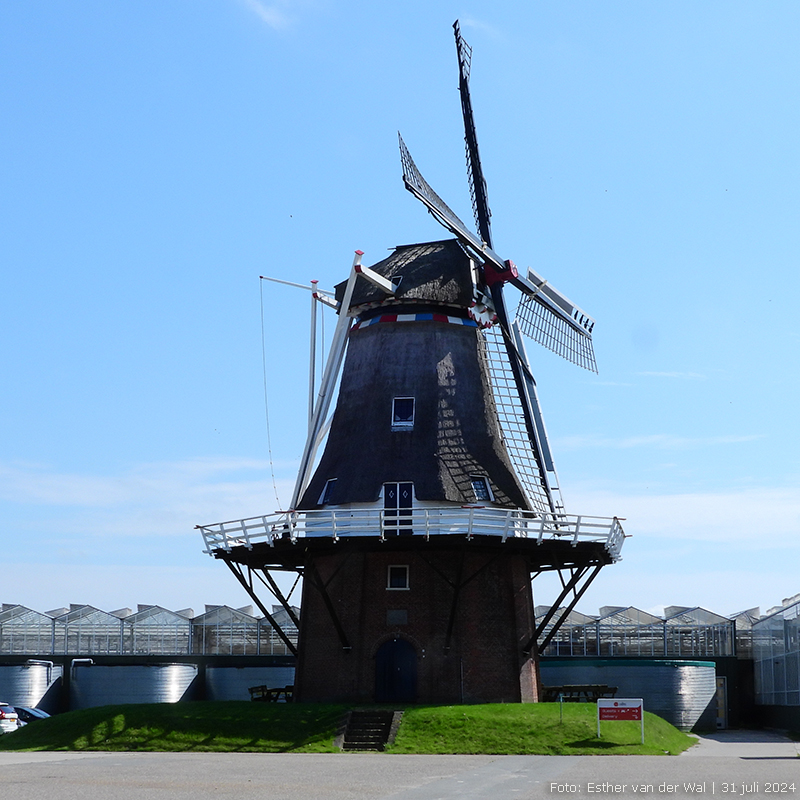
[
  {"x1": 69, "y1": 662, "x2": 198, "y2": 709},
  {"x1": 539, "y1": 658, "x2": 717, "y2": 731},
  {"x1": 0, "y1": 660, "x2": 63, "y2": 712}
]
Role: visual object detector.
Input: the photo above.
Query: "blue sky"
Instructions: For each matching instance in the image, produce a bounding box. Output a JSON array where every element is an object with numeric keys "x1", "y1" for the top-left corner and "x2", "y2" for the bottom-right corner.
[{"x1": 2, "y1": 1, "x2": 799, "y2": 619}]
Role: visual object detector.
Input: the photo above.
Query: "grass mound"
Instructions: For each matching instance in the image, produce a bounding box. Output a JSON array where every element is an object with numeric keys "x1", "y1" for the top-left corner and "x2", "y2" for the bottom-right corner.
[
  {"x1": 0, "y1": 702, "x2": 348, "y2": 753},
  {"x1": 387, "y1": 703, "x2": 695, "y2": 755},
  {"x1": 0, "y1": 701, "x2": 695, "y2": 755}
]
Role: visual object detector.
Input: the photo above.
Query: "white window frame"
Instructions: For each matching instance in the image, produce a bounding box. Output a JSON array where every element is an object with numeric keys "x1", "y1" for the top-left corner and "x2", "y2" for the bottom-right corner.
[
  {"x1": 470, "y1": 475, "x2": 493, "y2": 503},
  {"x1": 391, "y1": 397, "x2": 415, "y2": 430},
  {"x1": 386, "y1": 564, "x2": 410, "y2": 591}
]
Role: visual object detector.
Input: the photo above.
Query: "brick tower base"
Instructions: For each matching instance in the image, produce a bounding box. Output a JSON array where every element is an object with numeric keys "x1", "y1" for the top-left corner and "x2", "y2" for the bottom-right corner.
[{"x1": 293, "y1": 536, "x2": 540, "y2": 704}]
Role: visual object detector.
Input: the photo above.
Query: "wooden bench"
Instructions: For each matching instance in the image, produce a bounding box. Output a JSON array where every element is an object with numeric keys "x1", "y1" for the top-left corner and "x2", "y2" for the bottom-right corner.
[{"x1": 248, "y1": 684, "x2": 294, "y2": 703}]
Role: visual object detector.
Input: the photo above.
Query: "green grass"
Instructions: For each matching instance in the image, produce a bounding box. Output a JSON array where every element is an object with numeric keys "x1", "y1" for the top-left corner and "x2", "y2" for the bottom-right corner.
[
  {"x1": 0, "y1": 702, "x2": 695, "y2": 755},
  {"x1": 0, "y1": 702, "x2": 348, "y2": 753},
  {"x1": 387, "y1": 703, "x2": 695, "y2": 755}
]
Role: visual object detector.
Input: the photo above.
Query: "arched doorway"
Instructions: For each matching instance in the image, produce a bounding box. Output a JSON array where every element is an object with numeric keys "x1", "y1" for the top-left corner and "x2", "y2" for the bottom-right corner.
[{"x1": 375, "y1": 637, "x2": 417, "y2": 702}]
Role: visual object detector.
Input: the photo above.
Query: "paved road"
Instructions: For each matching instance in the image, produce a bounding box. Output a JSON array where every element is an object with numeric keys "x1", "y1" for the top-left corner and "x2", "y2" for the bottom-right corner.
[{"x1": 0, "y1": 732, "x2": 796, "y2": 800}]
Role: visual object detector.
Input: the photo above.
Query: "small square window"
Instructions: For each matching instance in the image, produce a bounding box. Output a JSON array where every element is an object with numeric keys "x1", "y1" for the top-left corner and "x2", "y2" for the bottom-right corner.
[
  {"x1": 387, "y1": 565, "x2": 409, "y2": 590},
  {"x1": 470, "y1": 476, "x2": 492, "y2": 502},
  {"x1": 319, "y1": 478, "x2": 337, "y2": 505},
  {"x1": 392, "y1": 397, "x2": 415, "y2": 429}
]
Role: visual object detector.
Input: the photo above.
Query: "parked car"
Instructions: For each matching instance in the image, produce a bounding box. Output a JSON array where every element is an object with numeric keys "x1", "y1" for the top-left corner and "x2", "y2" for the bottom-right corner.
[
  {"x1": 13, "y1": 707, "x2": 50, "y2": 725},
  {"x1": 0, "y1": 703, "x2": 19, "y2": 733}
]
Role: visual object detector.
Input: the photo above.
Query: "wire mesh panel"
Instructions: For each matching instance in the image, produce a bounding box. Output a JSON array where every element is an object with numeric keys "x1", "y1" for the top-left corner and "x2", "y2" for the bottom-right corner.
[
  {"x1": 479, "y1": 326, "x2": 560, "y2": 516},
  {"x1": 515, "y1": 293, "x2": 597, "y2": 372}
]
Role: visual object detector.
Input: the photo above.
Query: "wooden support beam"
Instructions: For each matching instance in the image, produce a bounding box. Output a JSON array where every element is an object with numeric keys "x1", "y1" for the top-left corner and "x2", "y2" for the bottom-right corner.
[
  {"x1": 221, "y1": 559, "x2": 298, "y2": 657},
  {"x1": 305, "y1": 560, "x2": 351, "y2": 651},
  {"x1": 537, "y1": 564, "x2": 603, "y2": 654},
  {"x1": 254, "y1": 568, "x2": 302, "y2": 630},
  {"x1": 443, "y1": 551, "x2": 465, "y2": 651}
]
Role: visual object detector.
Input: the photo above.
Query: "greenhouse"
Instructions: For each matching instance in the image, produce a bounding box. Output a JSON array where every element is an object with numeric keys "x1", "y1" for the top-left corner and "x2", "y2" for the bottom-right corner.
[
  {"x1": 534, "y1": 606, "x2": 598, "y2": 656},
  {"x1": 0, "y1": 603, "x2": 298, "y2": 656},
  {"x1": 537, "y1": 605, "x2": 737, "y2": 657},
  {"x1": 190, "y1": 605, "x2": 298, "y2": 656},
  {"x1": 663, "y1": 606, "x2": 735, "y2": 657},
  {"x1": 126, "y1": 606, "x2": 192, "y2": 655},
  {"x1": 0, "y1": 605, "x2": 56, "y2": 654},
  {"x1": 753, "y1": 595, "x2": 800, "y2": 706},
  {"x1": 56, "y1": 605, "x2": 131, "y2": 655}
]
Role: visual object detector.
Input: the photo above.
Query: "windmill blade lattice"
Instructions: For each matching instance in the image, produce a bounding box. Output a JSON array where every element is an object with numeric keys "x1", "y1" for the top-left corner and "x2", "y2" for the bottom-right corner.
[
  {"x1": 399, "y1": 134, "x2": 475, "y2": 245},
  {"x1": 454, "y1": 20, "x2": 492, "y2": 247},
  {"x1": 480, "y1": 326, "x2": 565, "y2": 517},
  {"x1": 515, "y1": 293, "x2": 598, "y2": 373}
]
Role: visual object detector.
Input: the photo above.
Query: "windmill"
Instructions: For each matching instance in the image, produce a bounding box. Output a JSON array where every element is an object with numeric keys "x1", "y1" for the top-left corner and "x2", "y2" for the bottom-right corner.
[{"x1": 197, "y1": 22, "x2": 625, "y2": 704}]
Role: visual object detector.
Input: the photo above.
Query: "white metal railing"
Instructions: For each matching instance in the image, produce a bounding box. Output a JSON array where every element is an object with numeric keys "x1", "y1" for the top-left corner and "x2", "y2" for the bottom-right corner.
[{"x1": 197, "y1": 507, "x2": 626, "y2": 562}]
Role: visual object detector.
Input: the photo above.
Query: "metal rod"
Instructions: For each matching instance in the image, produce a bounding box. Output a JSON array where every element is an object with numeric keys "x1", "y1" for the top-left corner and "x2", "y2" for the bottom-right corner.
[
  {"x1": 308, "y1": 280, "x2": 318, "y2": 428},
  {"x1": 259, "y1": 275, "x2": 333, "y2": 294},
  {"x1": 290, "y1": 251, "x2": 364, "y2": 508}
]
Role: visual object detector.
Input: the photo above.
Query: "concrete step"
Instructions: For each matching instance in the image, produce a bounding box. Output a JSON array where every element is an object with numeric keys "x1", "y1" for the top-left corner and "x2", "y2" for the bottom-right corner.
[{"x1": 341, "y1": 710, "x2": 397, "y2": 752}]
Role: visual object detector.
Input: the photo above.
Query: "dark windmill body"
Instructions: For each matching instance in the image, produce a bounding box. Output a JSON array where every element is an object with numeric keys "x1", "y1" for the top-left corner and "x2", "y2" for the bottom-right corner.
[{"x1": 198, "y1": 23, "x2": 625, "y2": 704}]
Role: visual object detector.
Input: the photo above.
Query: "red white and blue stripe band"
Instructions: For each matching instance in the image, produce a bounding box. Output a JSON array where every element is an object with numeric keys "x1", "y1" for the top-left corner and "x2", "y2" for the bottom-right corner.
[{"x1": 352, "y1": 313, "x2": 479, "y2": 331}]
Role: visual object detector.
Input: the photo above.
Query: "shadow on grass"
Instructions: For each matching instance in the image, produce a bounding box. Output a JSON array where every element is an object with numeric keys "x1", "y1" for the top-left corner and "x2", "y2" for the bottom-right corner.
[
  {"x1": 567, "y1": 738, "x2": 635, "y2": 750},
  {"x1": 0, "y1": 702, "x2": 348, "y2": 753}
]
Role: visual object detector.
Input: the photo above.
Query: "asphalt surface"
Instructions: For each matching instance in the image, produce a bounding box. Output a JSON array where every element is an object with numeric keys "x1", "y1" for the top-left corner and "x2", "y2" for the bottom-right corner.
[{"x1": 0, "y1": 731, "x2": 796, "y2": 800}]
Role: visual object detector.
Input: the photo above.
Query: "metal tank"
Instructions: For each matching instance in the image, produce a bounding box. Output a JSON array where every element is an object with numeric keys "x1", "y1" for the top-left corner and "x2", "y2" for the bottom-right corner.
[
  {"x1": 69, "y1": 662, "x2": 198, "y2": 709},
  {"x1": 0, "y1": 661, "x2": 63, "y2": 713},
  {"x1": 540, "y1": 658, "x2": 717, "y2": 731},
  {"x1": 205, "y1": 666, "x2": 295, "y2": 701}
]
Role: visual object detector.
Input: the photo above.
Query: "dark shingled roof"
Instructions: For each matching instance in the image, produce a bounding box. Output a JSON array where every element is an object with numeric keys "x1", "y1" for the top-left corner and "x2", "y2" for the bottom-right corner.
[{"x1": 336, "y1": 239, "x2": 478, "y2": 313}]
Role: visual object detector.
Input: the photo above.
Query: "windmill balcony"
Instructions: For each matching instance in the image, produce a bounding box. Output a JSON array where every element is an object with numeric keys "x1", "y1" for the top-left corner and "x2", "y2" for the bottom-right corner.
[{"x1": 197, "y1": 507, "x2": 625, "y2": 562}]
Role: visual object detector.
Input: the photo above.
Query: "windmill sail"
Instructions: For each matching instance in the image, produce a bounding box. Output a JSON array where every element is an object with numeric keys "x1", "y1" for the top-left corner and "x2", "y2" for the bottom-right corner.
[
  {"x1": 515, "y1": 289, "x2": 598, "y2": 373},
  {"x1": 480, "y1": 325, "x2": 565, "y2": 516},
  {"x1": 454, "y1": 20, "x2": 492, "y2": 247},
  {"x1": 399, "y1": 134, "x2": 497, "y2": 264}
]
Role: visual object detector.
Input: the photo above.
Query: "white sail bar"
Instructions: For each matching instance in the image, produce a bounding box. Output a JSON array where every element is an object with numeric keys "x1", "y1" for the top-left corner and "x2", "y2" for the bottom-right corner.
[
  {"x1": 480, "y1": 326, "x2": 565, "y2": 517},
  {"x1": 259, "y1": 275, "x2": 335, "y2": 296},
  {"x1": 289, "y1": 251, "x2": 364, "y2": 509},
  {"x1": 308, "y1": 280, "x2": 318, "y2": 428},
  {"x1": 515, "y1": 286, "x2": 598, "y2": 373},
  {"x1": 197, "y1": 507, "x2": 626, "y2": 561}
]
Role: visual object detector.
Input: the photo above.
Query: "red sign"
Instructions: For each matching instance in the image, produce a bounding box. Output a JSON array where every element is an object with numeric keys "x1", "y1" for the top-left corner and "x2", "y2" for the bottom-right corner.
[
  {"x1": 597, "y1": 699, "x2": 644, "y2": 743},
  {"x1": 598, "y1": 699, "x2": 643, "y2": 721},
  {"x1": 599, "y1": 705, "x2": 642, "y2": 720}
]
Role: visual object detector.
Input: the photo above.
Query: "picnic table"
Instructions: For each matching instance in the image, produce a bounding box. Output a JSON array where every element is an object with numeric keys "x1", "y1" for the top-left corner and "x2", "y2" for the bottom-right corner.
[
  {"x1": 541, "y1": 684, "x2": 618, "y2": 703},
  {"x1": 248, "y1": 684, "x2": 294, "y2": 703}
]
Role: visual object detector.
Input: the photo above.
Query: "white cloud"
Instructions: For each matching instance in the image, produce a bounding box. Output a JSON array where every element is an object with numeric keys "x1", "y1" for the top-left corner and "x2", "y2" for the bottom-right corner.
[
  {"x1": 637, "y1": 371, "x2": 707, "y2": 379},
  {"x1": 569, "y1": 484, "x2": 800, "y2": 547},
  {"x1": 5, "y1": 459, "x2": 798, "y2": 619},
  {"x1": 4, "y1": 561, "x2": 262, "y2": 617},
  {"x1": 556, "y1": 433, "x2": 762, "y2": 451},
  {"x1": 1, "y1": 458, "x2": 303, "y2": 612},
  {"x1": 239, "y1": 0, "x2": 292, "y2": 30},
  {"x1": 0, "y1": 458, "x2": 297, "y2": 538},
  {"x1": 459, "y1": 17, "x2": 503, "y2": 40}
]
